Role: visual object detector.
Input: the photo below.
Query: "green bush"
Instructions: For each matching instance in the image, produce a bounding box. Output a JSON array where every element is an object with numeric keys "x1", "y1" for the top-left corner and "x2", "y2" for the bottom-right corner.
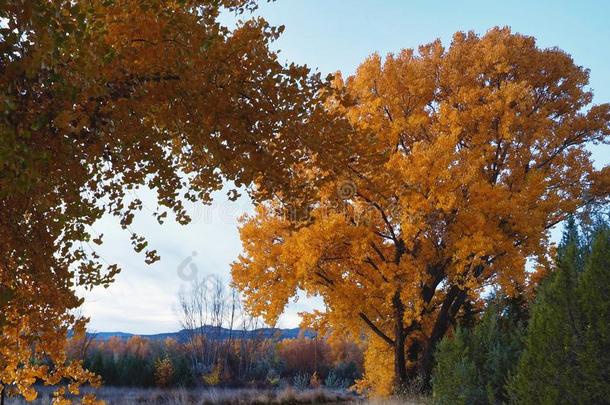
[{"x1": 432, "y1": 298, "x2": 525, "y2": 405}]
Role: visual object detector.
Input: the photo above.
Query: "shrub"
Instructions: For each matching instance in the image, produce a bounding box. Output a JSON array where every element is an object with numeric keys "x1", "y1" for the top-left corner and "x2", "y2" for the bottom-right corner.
[
  {"x1": 292, "y1": 372, "x2": 310, "y2": 390},
  {"x1": 266, "y1": 368, "x2": 281, "y2": 387},
  {"x1": 324, "y1": 369, "x2": 350, "y2": 389},
  {"x1": 154, "y1": 356, "x2": 174, "y2": 387},
  {"x1": 310, "y1": 371, "x2": 321, "y2": 388},
  {"x1": 202, "y1": 364, "x2": 221, "y2": 386},
  {"x1": 432, "y1": 298, "x2": 525, "y2": 405},
  {"x1": 277, "y1": 338, "x2": 331, "y2": 378}
]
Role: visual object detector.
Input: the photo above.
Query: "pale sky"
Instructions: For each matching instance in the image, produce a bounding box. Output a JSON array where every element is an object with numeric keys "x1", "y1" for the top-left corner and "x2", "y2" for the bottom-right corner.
[{"x1": 81, "y1": 0, "x2": 610, "y2": 334}]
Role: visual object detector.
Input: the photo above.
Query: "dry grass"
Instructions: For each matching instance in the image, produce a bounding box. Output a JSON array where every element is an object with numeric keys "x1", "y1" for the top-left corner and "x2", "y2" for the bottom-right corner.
[
  {"x1": 4, "y1": 386, "x2": 350, "y2": 405},
  {"x1": 4, "y1": 386, "x2": 429, "y2": 404},
  {"x1": 361, "y1": 396, "x2": 430, "y2": 405}
]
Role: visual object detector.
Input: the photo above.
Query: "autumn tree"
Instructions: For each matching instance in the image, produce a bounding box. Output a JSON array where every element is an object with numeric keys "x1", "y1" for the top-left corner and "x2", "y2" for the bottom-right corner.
[
  {"x1": 0, "y1": 0, "x2": 328, "y2": 401},
  {"x1": 154, "y1": 356, "x2": 175, "y2": 388},
  {"x1": 232, "y1": 28, "x2": 610, "y2": 391}
]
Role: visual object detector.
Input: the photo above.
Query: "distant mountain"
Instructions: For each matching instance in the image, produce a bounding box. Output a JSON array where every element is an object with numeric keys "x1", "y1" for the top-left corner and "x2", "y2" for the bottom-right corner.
[{"x1": 89, "y1": 326, "x2": 315, "y2": 343}]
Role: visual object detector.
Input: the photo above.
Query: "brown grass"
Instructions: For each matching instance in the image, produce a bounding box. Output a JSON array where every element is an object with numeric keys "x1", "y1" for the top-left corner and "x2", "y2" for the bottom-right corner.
[
  {"x1": 5, "y1": 386, "x2": 350, "y2": 404},
  {"x1": 4, "y1": 386, "x2": 429, "y2": 404}
]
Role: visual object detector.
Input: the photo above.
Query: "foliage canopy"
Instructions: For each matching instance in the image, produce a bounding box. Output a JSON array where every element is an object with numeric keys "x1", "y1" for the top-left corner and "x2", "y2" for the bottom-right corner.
[
  {"x1": 232, "y1": 28, "x2": 610, "y2": 389},
  {"x1": 0, "y1": 0, "x2": 327, "y2": 400}
]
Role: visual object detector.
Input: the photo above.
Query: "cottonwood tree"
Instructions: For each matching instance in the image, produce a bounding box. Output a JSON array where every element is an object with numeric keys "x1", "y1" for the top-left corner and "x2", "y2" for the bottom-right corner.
[
  {"x1": 232, "y1": 28, "x2": 610, "y2": 391},
  {"x1": 0, "y1": 0, "x2": 328, "y2": 401}
]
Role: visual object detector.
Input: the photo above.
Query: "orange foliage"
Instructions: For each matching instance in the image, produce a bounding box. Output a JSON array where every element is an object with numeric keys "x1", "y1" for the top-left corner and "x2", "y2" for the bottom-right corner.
[
  {"x1": 353, "y1": 336, "x2": 395, "y2": 397},
  {"x1": 0, "y1": 0, "x2": 324, "y2": 401},
  {"x1": 277, "y1": 338, "x2": 331, "y2": 376},
  {"x1": 233, "y1": 28, "x2": 610, "y2": 392},
  {"x1": 125, "y1": 336, "x2": 151, "y2": 359},
  {"x1": 154, "y1": 356, "x2": 174, "y2": 388},
  {"x1": 327, "y1": 336, "x2": 364, "y2": 372}
]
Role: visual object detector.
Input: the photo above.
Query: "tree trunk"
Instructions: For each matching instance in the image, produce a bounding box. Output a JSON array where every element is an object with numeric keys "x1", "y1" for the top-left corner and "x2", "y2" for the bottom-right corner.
[
  {"x1": 418, "y1": 286, "x2": 468, "y2": 385},
  {"x1": 1, "y1": 385, "x2": 5, "y2": 405},
  {"x1": 418, "y1": 340, "x2": 437, "y2": 387},
  {"x1": 392, "y1": 290, "x2": 408, "y2": 389}
]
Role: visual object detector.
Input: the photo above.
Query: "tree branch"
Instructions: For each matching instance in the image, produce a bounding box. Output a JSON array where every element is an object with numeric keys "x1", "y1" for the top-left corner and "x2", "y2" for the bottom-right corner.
[{"x1": 359, "y1": 312, "x2": 395, "y2": 347}]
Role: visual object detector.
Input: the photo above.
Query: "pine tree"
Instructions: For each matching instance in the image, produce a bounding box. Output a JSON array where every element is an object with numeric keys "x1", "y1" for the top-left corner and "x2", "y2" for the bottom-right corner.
[
  {"x1": 509, "y1": 218, "x2": 610, "y2": 404},
  {"x1": 576, "y1": 226, "x2": 610, "y2": 402},
  {"x1": 432, "y1": 327, "x2": 481, "y2": 405},
  {"x1": 432, "y1": 298, "x2": 525, "y2": 405},
  {"x1": 509, "y1": 221, "x2": 582, "y2": 404}
]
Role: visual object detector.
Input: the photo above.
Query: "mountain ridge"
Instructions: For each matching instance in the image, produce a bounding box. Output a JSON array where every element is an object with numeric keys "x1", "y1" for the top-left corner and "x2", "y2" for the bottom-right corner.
[{"x1": 88, "y1": 326, "x2": 315, "y2": 343}]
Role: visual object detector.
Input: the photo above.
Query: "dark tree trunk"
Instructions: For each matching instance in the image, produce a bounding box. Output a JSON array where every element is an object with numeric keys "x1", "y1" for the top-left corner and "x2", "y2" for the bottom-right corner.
[
  {"x1": 460, "y1": 299, "x2": 476, "y2": 329},
  {"x1": 392, "y1": 290, "x2": 408, "y2": 388},
  {"x1": 418, "y1": 339, "x2": 438, "y2": 387},
  {"x1": 1, "y1": 385, "x2": 5, "y2": 405},
  {"x1": 418, "y1": 262, "x2": 486, "y2": 385},
  {"x1": 418, "y1": 286, "x2": 468, "y2": 385}
]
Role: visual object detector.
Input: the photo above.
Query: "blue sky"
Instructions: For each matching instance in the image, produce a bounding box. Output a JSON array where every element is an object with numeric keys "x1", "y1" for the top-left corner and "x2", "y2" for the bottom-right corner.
[{"x1": 81, "y1": 1, "x2": 610, "y2": 334}]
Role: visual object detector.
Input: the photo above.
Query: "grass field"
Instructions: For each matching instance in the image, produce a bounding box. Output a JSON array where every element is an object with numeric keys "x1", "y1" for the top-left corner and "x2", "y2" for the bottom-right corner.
[{"x1": 4, "y1": 386, "x2": 429, "y2": 404}]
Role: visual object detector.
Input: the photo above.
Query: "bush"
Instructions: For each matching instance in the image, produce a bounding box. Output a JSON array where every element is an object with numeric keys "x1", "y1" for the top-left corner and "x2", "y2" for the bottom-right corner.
[
  {"x1": 432, "y1": 298, "x2": 525, "y2": 405},
  {"x1": 292, "y1": 372, "x2": 310, "y2": 390},
  {"x1": 154, "y1": 356, "x2": 174, "y2": 387},
  {"x1": 202, "y1": 363, "x2": 221, "y2": 386},
  {"x1": 309, "y1": 371, "x2": 321, "y2": 388},
  {"x1": 266, "y1": 368, "x2": 281, "y2": 387},
  {"x1": 277, "y1": 338, "x2": 331, "y2": 378},
  {"x1": 324, "y1": 369, "x2": 350, "y2": 389}
]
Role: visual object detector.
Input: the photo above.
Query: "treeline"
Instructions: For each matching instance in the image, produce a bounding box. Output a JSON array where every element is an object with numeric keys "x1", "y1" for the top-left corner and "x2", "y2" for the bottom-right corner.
[
  {"x1": 66, "y1": 334, "x2": 362, "y2": 390},
  {"x1": 430, "y1": 216, "x2": 610, "y2": 404},
  {"x1": 66, "y1": 274, "x2": 362, "y2": 390}
]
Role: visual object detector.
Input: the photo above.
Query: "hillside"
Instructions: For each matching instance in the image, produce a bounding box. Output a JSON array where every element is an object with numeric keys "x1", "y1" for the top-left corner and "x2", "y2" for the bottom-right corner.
[{"x1": 89, "y1": 326, "x2": 315, "y2": 342}]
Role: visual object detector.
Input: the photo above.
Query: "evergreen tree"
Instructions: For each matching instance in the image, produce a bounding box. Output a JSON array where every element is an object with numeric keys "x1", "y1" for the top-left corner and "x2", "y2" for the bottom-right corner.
[
  {"x1": 432, "y1": 298, "x2": 525, "y2": 405},
  {"x1": 509, "y1": 218, "x2": 610, "y2": 404},
  {"x1": 432, "y1": 327, "x2": 481, "y2": 405},
  {"x1": 576, "y1": 226, "x2": 610, "y2": 402},
  {"x1": 558, "y1": 215, "x2": 583, "y2": 269}
]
